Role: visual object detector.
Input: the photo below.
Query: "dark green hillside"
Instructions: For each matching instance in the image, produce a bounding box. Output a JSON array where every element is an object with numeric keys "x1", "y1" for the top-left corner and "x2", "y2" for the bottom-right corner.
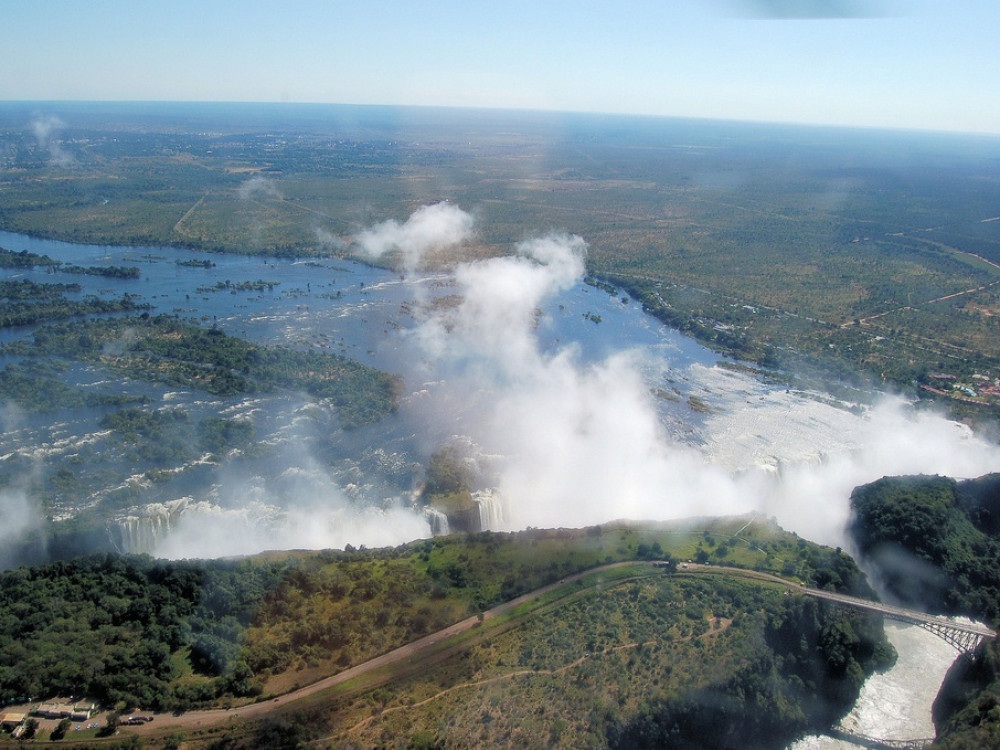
[
  {"x1": 0, "y1": 518, "x2": 889, "y2": 748},
  {"x1": 847, "y1": 473, "x2": 1000, "y2": 747},
  {"x1": 318, "y1": 574, "x2": 890, "y2": 750},
  {"x1": 849, "y1": 474, "x2": 1000, "y2": 620}
]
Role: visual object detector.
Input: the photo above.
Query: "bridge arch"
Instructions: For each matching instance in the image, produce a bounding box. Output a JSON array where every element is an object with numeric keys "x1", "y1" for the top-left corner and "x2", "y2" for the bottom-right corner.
[{"x1": 796, "y1": 586, "x2": 996, "y2": 657}]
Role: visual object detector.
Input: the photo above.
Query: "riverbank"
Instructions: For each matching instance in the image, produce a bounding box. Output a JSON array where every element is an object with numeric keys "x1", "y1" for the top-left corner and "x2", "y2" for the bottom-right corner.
[{"x1": 791, "y1": 621, "x2": 961, "y2": 748}]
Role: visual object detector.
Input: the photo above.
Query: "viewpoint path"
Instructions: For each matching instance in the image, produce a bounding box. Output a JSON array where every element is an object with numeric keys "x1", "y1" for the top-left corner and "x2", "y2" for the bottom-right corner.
[{"x1": 127, "y1": 561, "x2": 994, "y2": 738}]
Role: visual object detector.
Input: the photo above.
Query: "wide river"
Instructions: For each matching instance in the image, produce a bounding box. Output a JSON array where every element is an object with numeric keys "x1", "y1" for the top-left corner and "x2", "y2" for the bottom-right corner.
[
  {"x1": 1, "y1": 230, "x2": 997, "y2": 746},
  {"x1": 2, "y1": 229, "x2": 997, "y2": 546}
]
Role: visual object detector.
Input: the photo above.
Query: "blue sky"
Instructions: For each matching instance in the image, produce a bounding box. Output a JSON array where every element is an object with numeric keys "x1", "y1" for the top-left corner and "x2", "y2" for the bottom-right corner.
[{"x1": 2, "y1": 0, "x2": 998, "y2": 134}]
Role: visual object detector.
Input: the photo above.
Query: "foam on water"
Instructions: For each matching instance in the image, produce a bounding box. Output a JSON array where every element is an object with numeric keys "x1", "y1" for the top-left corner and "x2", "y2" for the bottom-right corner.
[{"x1": 790, "y1": 622, "x2": 961, "y2": 748}]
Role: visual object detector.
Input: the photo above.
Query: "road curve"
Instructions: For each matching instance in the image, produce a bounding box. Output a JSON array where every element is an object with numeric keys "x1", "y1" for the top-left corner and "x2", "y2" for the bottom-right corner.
[
  {"x1": 129, "y1": 561, "x2": 646, "y2": 735},
  {"x1": 128, "y1": 561, "x2": 994, "y2": 737}
]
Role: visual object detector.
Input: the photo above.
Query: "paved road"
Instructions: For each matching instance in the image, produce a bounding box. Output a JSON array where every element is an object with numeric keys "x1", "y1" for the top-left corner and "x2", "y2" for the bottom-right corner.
[
  {"x1": 128, "y1": 560, "x2": 995, "y2": 737},
  {"x1": 129, "y1": 561, "x2": 645, "y2": 736}
]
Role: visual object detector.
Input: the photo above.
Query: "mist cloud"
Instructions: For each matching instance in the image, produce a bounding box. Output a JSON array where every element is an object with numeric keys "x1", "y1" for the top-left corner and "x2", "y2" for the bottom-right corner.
[
  {"x1": 404, "y1": 232, "x2": 747, "y2": 529},
  {"x1": 389, "y1": 204, "x2": 1000, "y2": 548},
  {"x1": 154, "y1": 497, "x2": 429, "y2": 560},
  {"x1": 121, "y1": 203, "x2": 1000, "y2": 561},
  {"x1": 414, "y1": 232, "x2": 586, "y2": 367},
  {"x1": 30, "y1": 114, "x2": 73, "y2": 166},
  {"x1": 0, "y1": 488, "x2": 44, "y2": 568},
  {"x1": 0, "y1": 403, "x2": 45, "y2": 567},
  {"x1": 31, "y1": 114, "x2": 63, "y2": 148},
  {"x1": 153, "y1": 442, "x2": 429, "y2": 559},
  {"x1": 355, "y1": 202, "x2": 475, "y2": 273},
  {"x1": 237, "y1": 175, "x2": 283, "y2": 201}
]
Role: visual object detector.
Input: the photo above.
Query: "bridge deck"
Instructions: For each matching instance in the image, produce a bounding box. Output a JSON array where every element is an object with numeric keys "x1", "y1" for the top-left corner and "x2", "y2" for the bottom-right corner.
[
  {"x1": 676, "y1": 563, "x2": 996, "y2": 643},
  {"x1": 798, "y1": 587, "x2": 997, "y2": 639}
]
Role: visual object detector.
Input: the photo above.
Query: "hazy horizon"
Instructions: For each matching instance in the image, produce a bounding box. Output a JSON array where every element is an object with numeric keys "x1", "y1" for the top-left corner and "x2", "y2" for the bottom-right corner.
[
  {"x1": 3, "y1": 1, "x2": 998, "y2": 136},
  {"x1": 3, "y1": 99, "x2": 999, "y2": 140}
]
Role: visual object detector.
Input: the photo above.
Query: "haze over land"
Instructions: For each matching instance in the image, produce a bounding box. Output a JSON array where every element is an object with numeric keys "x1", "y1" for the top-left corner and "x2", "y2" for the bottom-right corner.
[{"x1": 1, "y1": 102, "x2": 999, "y2": 564}]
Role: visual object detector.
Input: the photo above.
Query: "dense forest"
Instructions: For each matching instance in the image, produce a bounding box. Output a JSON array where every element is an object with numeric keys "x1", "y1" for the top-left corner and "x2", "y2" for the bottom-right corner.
[
  {"x1": 848, "y1": 473, "x2": 1000, "y2": 747},
  {"x1": 849, "y1": 473, "x2": 1000, "y2": 620},
  {"x1": 0, "y1": 553, "x2": 290, "y2": 711},
  {"x1": 0, "y1": 519, "x2": 892, "y2": 748}
]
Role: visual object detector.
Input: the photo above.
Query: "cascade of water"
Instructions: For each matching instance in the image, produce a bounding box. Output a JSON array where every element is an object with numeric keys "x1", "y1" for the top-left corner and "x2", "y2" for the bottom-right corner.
[
  {"x1": 115, "y1": 514, "x2": 166, "y2": 554},
  {"x1": 110, "y1": 499, "x2": 189, "y2": 554},
  {"x1": 473, "y1": 488, "x2": 504, "y2": 531},
  {"x1": 424, "y1": 506, "x2": 450, "y2": 536}
]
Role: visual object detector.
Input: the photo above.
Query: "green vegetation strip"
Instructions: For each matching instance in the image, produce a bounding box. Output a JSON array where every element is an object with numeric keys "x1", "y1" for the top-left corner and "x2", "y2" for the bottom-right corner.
[{"x1": 1, "y1": 314, "x2": 399, "y2": 426}]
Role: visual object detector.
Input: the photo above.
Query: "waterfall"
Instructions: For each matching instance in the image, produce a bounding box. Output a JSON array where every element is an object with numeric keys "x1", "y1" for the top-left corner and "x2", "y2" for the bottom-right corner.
[
  {"x1": 473, "y1": 488, "x2": 504, "y2": 531},
  {"x1": 424, "y1": 506, "x2": 450, "y2": 536},
  {"x1": 115, "y1": 515, "x2": 167, "y2": 554},
  {"x1": 110, "y1": 498, "x2": 189, "y2": 555}
]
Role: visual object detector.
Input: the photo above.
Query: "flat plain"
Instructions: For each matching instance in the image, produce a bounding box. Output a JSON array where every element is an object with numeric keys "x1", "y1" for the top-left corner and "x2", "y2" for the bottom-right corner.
[{"x1": 3, "y1": 103, "x2": 1000, "y2": 416}]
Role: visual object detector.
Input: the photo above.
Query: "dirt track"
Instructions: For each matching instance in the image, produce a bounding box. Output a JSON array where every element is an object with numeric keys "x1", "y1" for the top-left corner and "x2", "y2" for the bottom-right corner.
[
  {"x1": 128, "y1": 562, "x2": 641, "y2": 737},
  {"x1": 126, "y1": 560, "x2": 986, "y2": 739}
]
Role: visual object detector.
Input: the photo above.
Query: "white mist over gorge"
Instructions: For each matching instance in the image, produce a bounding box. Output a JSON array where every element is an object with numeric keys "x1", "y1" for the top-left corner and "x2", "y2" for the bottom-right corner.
[
  {"x1": 0, "y1": 486, "x2": 43, "y2": 568},
  {"x1": 360, "y1": 203, "x2": 1000, "y2": 548},
  {"x1": 3, "y1": 201, "x2": 998, "y2": 562}
]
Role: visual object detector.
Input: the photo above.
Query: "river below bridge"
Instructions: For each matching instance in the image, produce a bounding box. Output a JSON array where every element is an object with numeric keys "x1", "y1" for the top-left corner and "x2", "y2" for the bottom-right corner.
[{"x1": 790, "y1": 621, "x2": 960, "y2": 749}]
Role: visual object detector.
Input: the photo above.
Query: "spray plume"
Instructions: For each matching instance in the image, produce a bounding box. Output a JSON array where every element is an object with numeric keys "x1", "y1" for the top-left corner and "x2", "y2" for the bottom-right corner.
[
  {"x1": 80, "y1": 203, "x2": 1000, "y2": 561},
  {"x1": 30, "y1": 114, "x2": 73, "y2": 166},
  {"x1": 355, "y1": 202, "x2": 475, "y2": 274},
  {"x1": 389, "y1": 205, "x2": 1000, "y2": 547}
]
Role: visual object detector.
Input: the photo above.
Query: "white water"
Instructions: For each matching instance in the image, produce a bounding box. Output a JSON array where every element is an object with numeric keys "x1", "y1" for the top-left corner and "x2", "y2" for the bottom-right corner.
[
  {"x1": 473, "y1": 488, "x2": 504, "y2": 531},
  {"x1": 790, "y1": 622, "x2": 961, "y2": 748},
  {"x1": 424, "y1": 506, "x2": 450, "y2": 536},
  {"x1": 112, "y1": 498, "x2": 190, "y2": 554}
]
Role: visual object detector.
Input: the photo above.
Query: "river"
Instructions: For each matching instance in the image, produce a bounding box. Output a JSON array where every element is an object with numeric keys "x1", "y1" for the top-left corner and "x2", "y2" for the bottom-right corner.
[
  {"x1": 791, "y1": 622, "x2": 961, "y2": 748},
  {"x1": 1, "y1": 229, "x2": 999, "y2": 550},
  {"x1": 2, "y1": 230, "x2": 998, "y2": 743}
]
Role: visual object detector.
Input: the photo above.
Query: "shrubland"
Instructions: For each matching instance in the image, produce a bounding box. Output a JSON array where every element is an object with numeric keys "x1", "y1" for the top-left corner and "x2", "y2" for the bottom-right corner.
[
  {"x1": 2, "y1": 105, "x2": 999, "y2": 418},
  {"x1": 0, "y1": 517, "x2": 889, "y2": 749}
]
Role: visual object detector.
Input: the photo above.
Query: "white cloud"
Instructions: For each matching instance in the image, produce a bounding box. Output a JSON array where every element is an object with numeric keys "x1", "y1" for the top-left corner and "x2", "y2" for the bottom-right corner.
[
  {"x1": 237, "y1": 175, "x2": 282, "y2": 201},
  {"x1": 355, "y1": 202, "x2": 475, "y2": 273},
  {"x1": 30, "y1": 114, "x2": 73, "y2": 166},
  {"x1": 396, "y1": 214, "x2": 1000, "y2": 548}
]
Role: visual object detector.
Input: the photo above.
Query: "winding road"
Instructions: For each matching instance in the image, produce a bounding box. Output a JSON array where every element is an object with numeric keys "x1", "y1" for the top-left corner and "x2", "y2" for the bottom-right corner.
[{"x1": 126, "y1": 561, "x2": 994, "y2": 739}]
